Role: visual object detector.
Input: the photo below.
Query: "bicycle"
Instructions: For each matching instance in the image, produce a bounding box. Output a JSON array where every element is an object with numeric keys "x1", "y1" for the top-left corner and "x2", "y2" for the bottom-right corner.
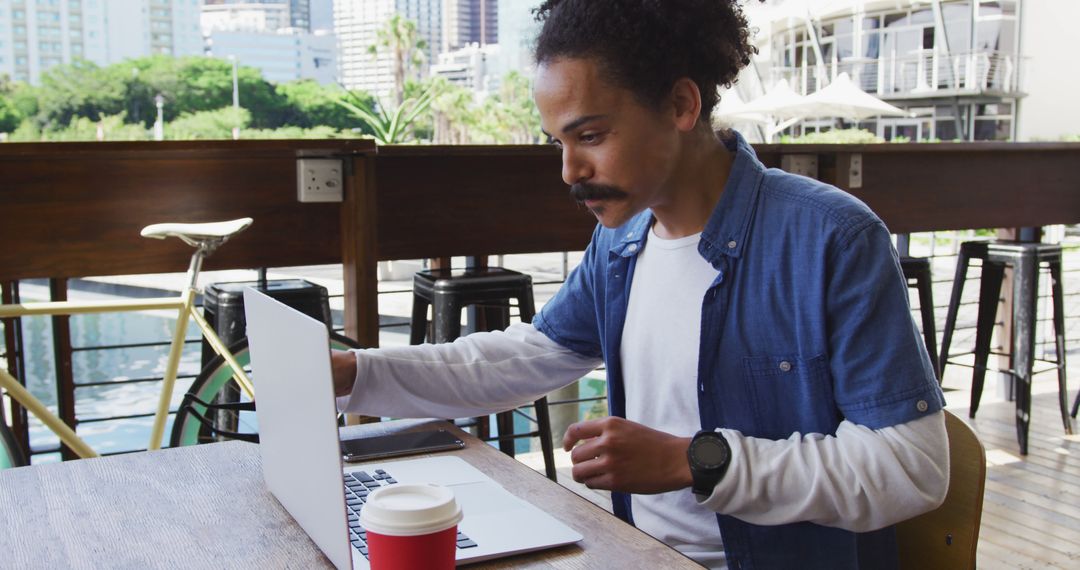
[{"x1": 0, "y1": 218, "x2": 266, "y2": 460}]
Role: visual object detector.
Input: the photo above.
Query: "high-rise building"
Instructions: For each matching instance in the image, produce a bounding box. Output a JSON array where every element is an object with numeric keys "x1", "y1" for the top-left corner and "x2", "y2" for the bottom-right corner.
[
  {"x1": 430, "y1": 41, "x2": 498, "y2": 92},
  {"x1": 492, "y1": 0, "x2": 539, "y2": 78},
  {"x1": 201, "y1": 0, "x2": 336, "y2": 84},
  {"x1": 205, "y1": 29, "x2": 336, "y2": 84},
  {"x1": 0, "y1": 0, "x2": 202, "y2": 85},
  {"x1": 442, "y1": 0, "x2": 495, "y2": 52},
  {"x1": 201, "y1": 2, "x2": 292, "y2": 33},
  {"x1": 203, "y1": 0, "x2": 311, "y2": 31},
  {"x1": 309, "y1": 0, "x2": 333, "y2": 32},
  {"x1": 334, "y1": 0, "x2": 442, "y2": 99}
]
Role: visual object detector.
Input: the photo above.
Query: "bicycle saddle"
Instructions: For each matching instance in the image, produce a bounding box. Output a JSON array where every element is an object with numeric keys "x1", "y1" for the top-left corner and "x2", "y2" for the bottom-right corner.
[{"x1": 140, "y1": 218, "x2": 254, "y2": 248}]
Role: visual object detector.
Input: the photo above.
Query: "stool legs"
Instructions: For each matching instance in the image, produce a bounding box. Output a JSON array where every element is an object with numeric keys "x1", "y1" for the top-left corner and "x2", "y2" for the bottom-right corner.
[
  {"x1": 970, "y1": 262, "x2": 1005, "y2": 418},
  {"x1": 1073, "y1": 385, "x2": 1080, "y2": 419},
  {"x1": 1049, "y1": 260, "x2": 1074, "y2": 434},
  {"x1": 940, "y1": 249, "x2": 972, "y2": 378},
  {"x1": 1009, "y1": 252, "x2": 1038, "y2": 455},
  {"x1": 410, "y1": 295, "x2": 429, "y2": 345},
  {"x1": 534, "y1": 397, "x2": 557, "y2": 481},
  {"x1": 432, "y1": 295, "x2": 462, "y2": 344},
  {"x1": 905, "y1": 260, "x2": 940, "y2": 378}
]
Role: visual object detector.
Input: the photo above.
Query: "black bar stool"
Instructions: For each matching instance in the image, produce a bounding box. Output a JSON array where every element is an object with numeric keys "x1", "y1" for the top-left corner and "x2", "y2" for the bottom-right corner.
[
  {"x1": 900, "y1": 256, "x2": 940, "y2": 378},
  {"x1": 940, "y1": 240, "x2": 1073, "y2": 454},
  {"x1": 411, "y1": 267, "x2": 557, "y2": 481}
]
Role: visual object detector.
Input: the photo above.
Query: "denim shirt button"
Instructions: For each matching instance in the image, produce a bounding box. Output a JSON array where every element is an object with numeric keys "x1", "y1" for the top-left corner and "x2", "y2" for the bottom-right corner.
[
  {"x1": 628, "y1": 244, "x2": 638, "y2": 252},
  {"x1": 916, "y1": 400, "x2": 928, "y2": 412},
  {"x1": 778, "y1": 360, "x2": 792, "y2": 372},
  {"x1": 727, "y1": 240, "x2": 737, "y2": 249}
]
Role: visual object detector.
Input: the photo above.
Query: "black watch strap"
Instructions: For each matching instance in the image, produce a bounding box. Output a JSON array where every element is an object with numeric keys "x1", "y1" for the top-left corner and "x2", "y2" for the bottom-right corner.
[{"x1": 687, "y1": 430, "x2": 731, "y2": 497}]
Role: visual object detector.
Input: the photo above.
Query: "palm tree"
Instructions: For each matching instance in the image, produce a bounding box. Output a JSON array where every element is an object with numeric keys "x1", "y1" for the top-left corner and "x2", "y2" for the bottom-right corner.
[
  {"x1": 368, "y1": 15, "x2": 427, "y2": 107},
  {"x1": 338, "y1": 83, "x2": 439, "y2": 144}
]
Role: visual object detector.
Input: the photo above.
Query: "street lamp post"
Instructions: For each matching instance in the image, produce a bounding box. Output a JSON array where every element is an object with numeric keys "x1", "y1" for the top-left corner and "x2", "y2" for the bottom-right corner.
[
  {"x1": 230, "y1": 55, "x2": 240, "y2": 140},
  {"x1": 153, "y1": 94, "x2": 164, "y2": 141}
]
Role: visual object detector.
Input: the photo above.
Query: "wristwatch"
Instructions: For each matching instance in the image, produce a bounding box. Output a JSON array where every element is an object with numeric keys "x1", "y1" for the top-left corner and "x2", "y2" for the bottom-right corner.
[{"x1": 687, "y1": 429, "x2": 731, "y2": 498}]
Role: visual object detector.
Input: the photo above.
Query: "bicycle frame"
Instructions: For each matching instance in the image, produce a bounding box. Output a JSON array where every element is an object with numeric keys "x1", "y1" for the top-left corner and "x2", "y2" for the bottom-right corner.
[{"x1": 0, "y1": 279, "x2": 255, "y2": 459}]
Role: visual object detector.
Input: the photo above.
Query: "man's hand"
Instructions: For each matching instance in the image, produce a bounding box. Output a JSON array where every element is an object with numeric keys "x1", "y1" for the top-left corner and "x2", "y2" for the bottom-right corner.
[
  {"x1": 330, "y1": 350, "x2": 357, "y2": 397},
  {"x1": 562, "y1": 417, "x2": 693, "y2": 494}
]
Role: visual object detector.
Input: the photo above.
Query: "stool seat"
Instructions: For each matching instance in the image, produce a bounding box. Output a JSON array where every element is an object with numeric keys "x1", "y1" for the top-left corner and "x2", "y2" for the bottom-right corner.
[
  {"x1": 411, "y1": 266, "x2": 557, "y2": 481},
  {"x1": 940, "y1": 240, "x2": 1072, "y2": 455}
]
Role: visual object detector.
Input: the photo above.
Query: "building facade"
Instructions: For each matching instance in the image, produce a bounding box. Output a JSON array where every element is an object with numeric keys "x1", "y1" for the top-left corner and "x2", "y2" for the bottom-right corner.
[
  {"x1": 334, "y1": 0, "x2": 441, "y2": 99},
  {"x1": 204, "y1": 27, "x2": 336, "y2": 84},
  {"x1": 750, "y1": 0, "x2": 1080, "y2": 142},
  {"x1": 201, "y1": 0, "x2": 335, "y2": 84},
  {"x1": 441, "y1": 0, "x2": 494, "y2": 52},
  {"x1": 429, "y1": 40, "x2": 497, "y2": 92},
  {"x1": 0, "y1": 0, "x2": 202, "y2": 84},
  {"x1": 203, "y1": 0, "x2": 310, "y2": 31}
]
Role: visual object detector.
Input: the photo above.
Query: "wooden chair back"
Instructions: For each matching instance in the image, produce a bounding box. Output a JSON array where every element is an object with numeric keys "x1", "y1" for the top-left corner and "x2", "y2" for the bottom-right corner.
[{"x1": 896, "y1": 410, "x2": 986, "y2": 570}]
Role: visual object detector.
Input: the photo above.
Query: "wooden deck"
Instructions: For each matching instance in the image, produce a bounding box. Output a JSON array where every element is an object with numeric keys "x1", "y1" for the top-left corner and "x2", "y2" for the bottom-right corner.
[{"x1": 956, "y1": 389, "x2": 1080, "y2": 569}]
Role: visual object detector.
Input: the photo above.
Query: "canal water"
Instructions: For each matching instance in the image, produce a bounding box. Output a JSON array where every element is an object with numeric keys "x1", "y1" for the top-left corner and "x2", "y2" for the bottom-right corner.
[{"x1": 10, "y1": 280, "x2": 205, "y2": 462}]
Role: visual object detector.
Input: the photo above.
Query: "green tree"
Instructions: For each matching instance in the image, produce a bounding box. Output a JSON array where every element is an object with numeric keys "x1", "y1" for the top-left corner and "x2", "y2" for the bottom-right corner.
[
  {"x1": 8, "y1": 113, "x2": 148, "y2": 142},
  {"x1": 167, "y1": 107, "x2": 251, "y2": 140},
  {"x1": 369, "y1": 14, "x2": 427, "y2": 106},
  {"x1": 0, "y1": 75, "x2": 25, "y2": 133},
  {"x1": 428, "y1": 77, "x2": 478, "y2": 144},
  {"x1": 32, "y1": 60, "x2": 127, "y2": 129},
  {"x1": 477, "y1": 72, "x2": 542, "y2": 144},
  {"x1": 276, "y1": 80, "x2": 373, "y2": 133}
]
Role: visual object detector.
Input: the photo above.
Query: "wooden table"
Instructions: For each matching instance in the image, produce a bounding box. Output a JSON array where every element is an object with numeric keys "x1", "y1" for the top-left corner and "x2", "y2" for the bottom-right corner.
[{"x1": 0, "y1": 419, "x2": 702, "y2": 569}]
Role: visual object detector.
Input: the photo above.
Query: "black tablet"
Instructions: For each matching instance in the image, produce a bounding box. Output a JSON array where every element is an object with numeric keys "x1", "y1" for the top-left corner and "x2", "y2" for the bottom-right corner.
[{"x1": 340, "y1": 429, "x2": 465, "y2": 462}]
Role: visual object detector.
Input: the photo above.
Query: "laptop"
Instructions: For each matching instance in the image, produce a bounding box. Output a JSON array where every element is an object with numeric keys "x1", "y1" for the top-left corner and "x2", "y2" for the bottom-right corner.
[{"x1": 243, "y1": 288, "x2": 583, "y2": 570}]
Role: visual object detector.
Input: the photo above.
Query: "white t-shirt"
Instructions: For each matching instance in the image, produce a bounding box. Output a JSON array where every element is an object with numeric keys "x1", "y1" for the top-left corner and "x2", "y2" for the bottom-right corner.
[{"x1": 620, "y1": 228, "x2": 726, "y2": 567}]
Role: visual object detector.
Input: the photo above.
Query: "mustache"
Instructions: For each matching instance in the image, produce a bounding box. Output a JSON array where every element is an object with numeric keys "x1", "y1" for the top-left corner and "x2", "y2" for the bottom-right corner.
[{"x1": 569, "y1": 182, "x2": 629, "y2": 204}]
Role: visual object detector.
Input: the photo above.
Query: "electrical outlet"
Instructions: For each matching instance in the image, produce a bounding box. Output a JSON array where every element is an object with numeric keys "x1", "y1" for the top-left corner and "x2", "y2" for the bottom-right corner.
[{"x1": 297, "y1": 158, "x2": 343, "y2": 202}]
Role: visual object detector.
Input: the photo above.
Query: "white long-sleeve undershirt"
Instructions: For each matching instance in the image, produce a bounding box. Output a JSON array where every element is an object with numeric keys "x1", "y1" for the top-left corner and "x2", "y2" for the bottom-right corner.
[{"x1": 339, "y1": 322, "x2": 948, "y2": 533}]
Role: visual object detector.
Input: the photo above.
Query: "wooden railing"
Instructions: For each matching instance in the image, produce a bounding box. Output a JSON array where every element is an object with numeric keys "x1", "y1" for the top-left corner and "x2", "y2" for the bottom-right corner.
[{"x1": 3, "y1": 139, "x2": 1080, "y2": 349}]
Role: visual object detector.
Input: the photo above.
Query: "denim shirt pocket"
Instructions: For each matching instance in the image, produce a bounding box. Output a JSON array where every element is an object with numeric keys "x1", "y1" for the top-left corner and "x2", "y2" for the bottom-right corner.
[{"x1": 743, "y1": 353, "x2": 838, "y2": 440}]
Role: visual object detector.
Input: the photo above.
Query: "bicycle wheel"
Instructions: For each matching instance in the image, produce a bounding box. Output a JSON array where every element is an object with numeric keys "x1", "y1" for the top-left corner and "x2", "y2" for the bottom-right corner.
[
  {"x1": 1, "y1": 419, "x2": 27, "y2": 470},
  {"x1": 170, "y1": 332, "x2": 361, "y2": 447}
]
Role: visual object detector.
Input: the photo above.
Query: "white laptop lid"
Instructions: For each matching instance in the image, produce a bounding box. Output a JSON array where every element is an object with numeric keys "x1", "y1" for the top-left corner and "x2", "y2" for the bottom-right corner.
[
  {"x1": 244, "y1": 288, "x2": 354, "y2": 570},
  {"x1": 245, "y1": 289, "x2": 582, "y2": 569}
]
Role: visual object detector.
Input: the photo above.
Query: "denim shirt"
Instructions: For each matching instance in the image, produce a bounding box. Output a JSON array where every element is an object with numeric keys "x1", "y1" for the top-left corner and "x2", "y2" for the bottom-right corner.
[{"x1": 532, "y1": 131, "x2": 944, "y2": 569}]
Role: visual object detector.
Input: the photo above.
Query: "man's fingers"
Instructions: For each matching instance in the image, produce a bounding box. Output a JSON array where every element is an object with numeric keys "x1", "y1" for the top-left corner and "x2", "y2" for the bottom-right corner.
[
  {"x1": 568, "y1": 438, "x2": 602, "y2": 465},
  {"x1": 570, "y1": 455, "x2": 605, "y2": 484},
  {"x1": 562, "y1": 419, "x2": 606, "y2": 451}
]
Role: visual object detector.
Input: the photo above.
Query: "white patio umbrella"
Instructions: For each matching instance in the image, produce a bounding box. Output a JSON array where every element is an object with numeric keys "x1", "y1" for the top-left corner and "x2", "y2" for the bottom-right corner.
[
  {"x1": 797, "y1": 72, "x2": 911, "y2": 120},
  {"x1": 714, "y1": 79, "x2": 811, "y2": 142},
  {"x1": 712, "y1": 89, "x2": 771, "y2": 126},
  {"x1": 720, "y1": 78, "x2": 810, "y2": 121}
]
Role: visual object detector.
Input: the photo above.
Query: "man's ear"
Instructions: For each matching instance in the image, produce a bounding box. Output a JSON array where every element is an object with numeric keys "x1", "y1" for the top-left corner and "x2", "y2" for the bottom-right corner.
[{"x1": 669, "y1": 78, "x2": 703, "y2": 132}]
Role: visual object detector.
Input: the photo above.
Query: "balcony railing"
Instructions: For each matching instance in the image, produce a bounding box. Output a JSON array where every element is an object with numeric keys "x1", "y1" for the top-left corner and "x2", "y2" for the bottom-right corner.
[{"x1": 771, "y1": 50, "x2": 1020, "y2": 98}]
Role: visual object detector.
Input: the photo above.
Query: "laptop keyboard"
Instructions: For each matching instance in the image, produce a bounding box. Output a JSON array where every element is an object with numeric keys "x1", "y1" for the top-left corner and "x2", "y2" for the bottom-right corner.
[{"x1": 344, "y1": 468, "x2": 478, "y2": 559}]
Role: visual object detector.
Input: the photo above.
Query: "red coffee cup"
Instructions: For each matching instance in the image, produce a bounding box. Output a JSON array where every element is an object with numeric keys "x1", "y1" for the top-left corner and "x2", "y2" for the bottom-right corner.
[{"x1": 359, "y1": 483, "x2": 463, "y2": 570}]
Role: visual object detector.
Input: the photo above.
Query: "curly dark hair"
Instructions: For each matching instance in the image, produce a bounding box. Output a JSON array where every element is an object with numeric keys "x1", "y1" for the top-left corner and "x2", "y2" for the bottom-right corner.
[{"x1": 533, "y1": 0, "x2": 758, "y2": 120}]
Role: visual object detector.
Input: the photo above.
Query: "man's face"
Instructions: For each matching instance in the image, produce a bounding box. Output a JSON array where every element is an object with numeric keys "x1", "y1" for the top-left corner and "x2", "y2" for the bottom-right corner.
[{"x1": 534, "y1": 57, "x2": 681, "y2": 228}]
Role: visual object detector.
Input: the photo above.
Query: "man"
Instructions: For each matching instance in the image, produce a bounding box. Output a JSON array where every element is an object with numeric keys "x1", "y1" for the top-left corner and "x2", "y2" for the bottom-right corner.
[{"x1": 331, "y1": 1, "x2": 948, "y2": 568}]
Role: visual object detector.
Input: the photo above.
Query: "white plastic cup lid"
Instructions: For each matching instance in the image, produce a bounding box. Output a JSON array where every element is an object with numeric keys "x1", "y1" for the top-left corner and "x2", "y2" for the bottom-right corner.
[{"x1": 359, "y1": 483, "x2": 463, "y2": 537}]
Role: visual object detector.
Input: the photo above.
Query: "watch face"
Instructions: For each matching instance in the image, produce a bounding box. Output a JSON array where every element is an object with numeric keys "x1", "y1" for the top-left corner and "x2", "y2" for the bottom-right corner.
[{"x1": 693, "y1": 437, "x2": 729, "y2": 469}]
